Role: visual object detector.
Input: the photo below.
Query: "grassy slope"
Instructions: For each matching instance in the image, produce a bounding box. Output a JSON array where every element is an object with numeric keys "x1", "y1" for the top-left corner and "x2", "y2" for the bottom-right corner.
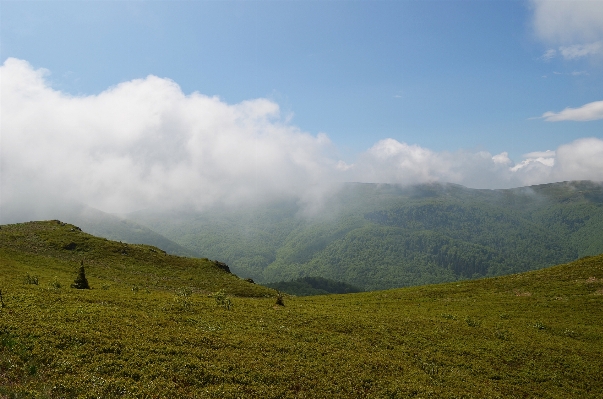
[
  {"x1": 1, "y1": 221, "x2": 602, "y2": 398},
  {"x1": 0, "y1": 221, "x2": 272, "y2": 297}
]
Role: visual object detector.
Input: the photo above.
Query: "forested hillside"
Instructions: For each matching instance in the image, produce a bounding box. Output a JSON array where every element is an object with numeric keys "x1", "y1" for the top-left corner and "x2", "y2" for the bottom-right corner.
[
  {"x1": 124, "y1": 181, "x2": 603, "y2": 291},
  {"x1": 265, "y1": 276, "x2": 362, "y2": 296}
]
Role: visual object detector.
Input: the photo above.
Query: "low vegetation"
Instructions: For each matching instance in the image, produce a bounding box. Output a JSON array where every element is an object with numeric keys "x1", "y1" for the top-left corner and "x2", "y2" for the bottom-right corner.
[{"x1": 1, "y1": 221, "x2": 602, "y2": 397}]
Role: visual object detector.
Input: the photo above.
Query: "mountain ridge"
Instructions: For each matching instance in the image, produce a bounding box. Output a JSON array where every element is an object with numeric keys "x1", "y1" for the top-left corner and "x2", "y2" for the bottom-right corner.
[
  {"x1": 126, "y1": 180, "x2": 603, "y2": 290},
  {"x1": 3, "y1": 180, "x2": 602, "y2": 291}
]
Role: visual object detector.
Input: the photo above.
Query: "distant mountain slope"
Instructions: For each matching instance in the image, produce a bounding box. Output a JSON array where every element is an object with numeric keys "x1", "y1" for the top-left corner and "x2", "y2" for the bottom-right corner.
[
  {"x1": 0, "y1": 202, "x2": 198, "y2": 257},
  {"x1": 66, "y1": 207, "x2": 201, "y2": 257},
  {"x1": 0, "y1": 220, "x2": 272, "y2": 297},
  {"x1": 125, "y1": 181, "x2": 603, "y2": 290}
]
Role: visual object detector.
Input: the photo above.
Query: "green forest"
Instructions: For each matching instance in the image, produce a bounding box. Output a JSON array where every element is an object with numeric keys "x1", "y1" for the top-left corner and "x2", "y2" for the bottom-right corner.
[
  {"x1": 123, "y1": 181, "x2": 603, "y2": 290},
  {"x1": 266, "y1": 276, "x2": 362, "y2": 296}
]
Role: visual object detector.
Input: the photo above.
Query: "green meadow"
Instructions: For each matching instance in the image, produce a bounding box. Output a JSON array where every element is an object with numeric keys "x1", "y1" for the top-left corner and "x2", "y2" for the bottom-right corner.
[{"x1": 1, "y1": 221, "x2": 602, "y2": 398}]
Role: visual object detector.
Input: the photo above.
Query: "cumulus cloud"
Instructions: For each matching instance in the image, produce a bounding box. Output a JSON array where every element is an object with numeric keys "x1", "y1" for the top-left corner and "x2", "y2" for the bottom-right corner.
[
  {"x1": 345, "y1": 140, "x2": 514, "y2": 188},
  {"x1": 1, "y1": 58, "x2": 338, "y2": 215},
  {"x1": 492, "y1": 152, "x2": 512, "y2": 165},
  {"x1": 541, "y1": 100, "x2": 603, "y2": 121},
  {"x1": 346, "y1": 140, "x2": 532, "y2": 189},
  {"x1": 511, "y1": 150, "x2": 555, "y2": 172},
  {"x1": 1, "y1": 58, "x2": 602, "y2": 221}
]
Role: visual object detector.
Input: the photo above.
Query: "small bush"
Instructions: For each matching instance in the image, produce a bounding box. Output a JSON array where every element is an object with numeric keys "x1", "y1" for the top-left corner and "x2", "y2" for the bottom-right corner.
[
  {"x1": 176, "y1": 287, "x2": 193, "y2": 297},
  {"x1": 71, "y1": 265, "x2": 90, "y2": 289},
  {"x1": 213, "y1": 289, "x2": 232, "y2": 310},
  {"x1": 494, "y1": 329, "x2": 510, "y2": 340},
  {"x1": 533, "y1": 322, "x2": 546, "y2": 330},
  {"x1": 49, "y1": 277, "x2": 61, "y2": 290},
  {"x1": 564, "y1": 329, "x2": 578, "y2": 338},
  {"x1": 275, "y1": 291, "x2": 285, "y2": 307},
  {"x1": 174, "y1": 287, "x2": 193, "y2": 310},
  {"x1": 24, "y1": 274, "x2": 39, "y2": 285}
]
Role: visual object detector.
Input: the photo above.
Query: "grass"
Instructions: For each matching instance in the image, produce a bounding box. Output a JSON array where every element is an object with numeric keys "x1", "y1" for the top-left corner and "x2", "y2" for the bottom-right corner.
[{"x1": 1, "y1": 221, "x2": 602, "y2": 398}]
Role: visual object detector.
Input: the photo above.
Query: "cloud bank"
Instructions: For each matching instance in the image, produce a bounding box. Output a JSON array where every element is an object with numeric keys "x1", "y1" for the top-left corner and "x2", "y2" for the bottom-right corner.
[
  {"x1": 1, "y1": 58, "x2": 338, "y2": 214},
  {"x1": 1, "y1": 58, "x2": 602, "y2": 219}
]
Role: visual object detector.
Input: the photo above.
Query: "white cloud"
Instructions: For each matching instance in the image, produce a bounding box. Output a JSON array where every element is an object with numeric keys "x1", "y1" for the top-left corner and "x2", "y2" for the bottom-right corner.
[
  {"x1": 559, "y1": 42, "x2": 603, "y2": 59},
  {"x1": 349, "y1": 139, "x2": 445, "y2": 185},
  {"x1": 541, "y1": 48, "x2": 557, "y2": 61},
  {"x1": 554, "y1": 137, "x2": 603, "y2": 181},
  {"x1": 0, "y1": 58, "x2": 338, "y2": 214},
  {"x1": 532, "y1": 0, "x2": 603, "y2": 60},
  {"x1": 344, "y1": 138, "x2": 602, "y2": 188},
  {"x1": 1, "y1": 59, "x2": 602, "y2": 221},
  {"x1": 510, "y1": 150, "x2": 555, "y2": 172},
  {"x1": 347, "y1": 141, "x2": 509, "y2": 188},
  {"x1": 532, "y1": 0, "x2": 603, "y2": 45},
  {"x1": 541, "y1": 100, "x2": 603, "y2": 121},
  {"x1": 492, "y1": 152, "x2": 512, "y2": 165}
]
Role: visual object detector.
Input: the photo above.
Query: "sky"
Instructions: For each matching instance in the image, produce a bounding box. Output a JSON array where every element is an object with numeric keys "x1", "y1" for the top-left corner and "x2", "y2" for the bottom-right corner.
[{"x1": 1, "y1": 0, "x2": 603, "y2": 216}]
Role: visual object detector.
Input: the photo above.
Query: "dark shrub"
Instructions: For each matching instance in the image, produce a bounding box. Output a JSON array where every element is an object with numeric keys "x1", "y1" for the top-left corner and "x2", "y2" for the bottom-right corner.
[{"x1": 71, "y1": 265, "x2": 90, "y2": 289}]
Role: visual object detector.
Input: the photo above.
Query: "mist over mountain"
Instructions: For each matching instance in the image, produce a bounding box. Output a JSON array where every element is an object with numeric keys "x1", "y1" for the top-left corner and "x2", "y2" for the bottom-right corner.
[
  {"x1": 122, "y1": 180, "x2": 603, "y2": 291},
  {"x1": 3, "y1": 179, "x2": 601, "y2": 291}
]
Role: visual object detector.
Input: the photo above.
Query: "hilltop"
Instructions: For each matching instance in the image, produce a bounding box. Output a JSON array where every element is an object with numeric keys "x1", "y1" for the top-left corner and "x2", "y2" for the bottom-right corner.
[
  {"x1": 0, "y1": 220, "x2": 272, "y2": 297},
  {"x1": 1, "y1": 223, "x2": 602, "y2": 397},
  {"x1": 0, "y1": 202, "x2": 199, "y2": 257}
]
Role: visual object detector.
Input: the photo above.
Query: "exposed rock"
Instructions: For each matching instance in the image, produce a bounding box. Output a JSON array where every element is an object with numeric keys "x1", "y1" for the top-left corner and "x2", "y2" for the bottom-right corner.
[{"x1": 213, "y1": 261, "x2": 231, "y2": 273}]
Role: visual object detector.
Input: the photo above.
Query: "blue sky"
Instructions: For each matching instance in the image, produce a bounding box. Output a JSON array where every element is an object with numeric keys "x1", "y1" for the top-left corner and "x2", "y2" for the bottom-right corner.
[{"x1": 1, "y1": 1, "x2": 603, "y2": 214}]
